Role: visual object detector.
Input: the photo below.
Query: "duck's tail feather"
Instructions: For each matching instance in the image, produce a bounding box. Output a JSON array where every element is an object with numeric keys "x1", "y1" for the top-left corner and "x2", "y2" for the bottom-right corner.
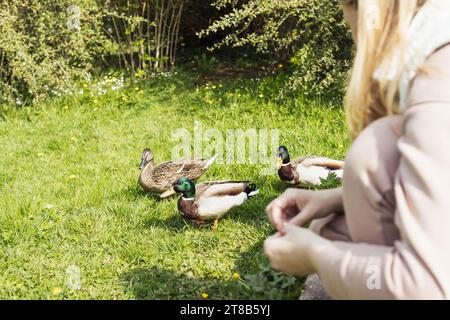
[
  {"x1": 203, "y1": 154, "x2": 217, "y2": 169},
  {"x1": 244, "y1": 183, "x2": 259, "y2": 198}
]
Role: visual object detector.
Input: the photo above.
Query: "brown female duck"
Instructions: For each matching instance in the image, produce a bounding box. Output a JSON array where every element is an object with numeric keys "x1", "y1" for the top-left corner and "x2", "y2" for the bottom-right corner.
[{"x1": 138, "y1": 148, "x2": 216, "y2": 198}]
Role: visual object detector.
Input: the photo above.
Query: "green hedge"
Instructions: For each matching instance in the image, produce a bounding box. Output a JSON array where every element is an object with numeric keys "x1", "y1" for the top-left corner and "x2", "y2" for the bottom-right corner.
[
  {"x1": 0, "y1": 0, "x2": 109, "y2": 105},
  {"x1": 0, "y1": 0, "x2": 353, "y2": 107},
  {"x1": 200, "y1": 0, "x2": 354, "y2": 101}
]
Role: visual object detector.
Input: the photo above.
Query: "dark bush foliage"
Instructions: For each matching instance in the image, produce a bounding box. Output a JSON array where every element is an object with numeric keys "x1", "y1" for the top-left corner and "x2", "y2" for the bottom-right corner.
[{"x1": 0, "y1": 0, "x2": 353, "y2": 106}]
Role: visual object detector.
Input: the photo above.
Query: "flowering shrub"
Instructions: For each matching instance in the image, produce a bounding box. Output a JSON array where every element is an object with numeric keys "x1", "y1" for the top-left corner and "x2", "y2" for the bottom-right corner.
[
  {"x1": 0, "y1": 0, "x2": 109, "y2": 106},
  {"x1": 0, "y1": 0, "x2": 186, "y2": 107},
  {"x1": 88, "y1": 75, "x2": 125, "y2": 97},
  {"x1": 200, "y1": 0, "x2": 354, "y2": 100},
  {"x1": 0, "y1": 0, "x2": 354, "y2": 107}
]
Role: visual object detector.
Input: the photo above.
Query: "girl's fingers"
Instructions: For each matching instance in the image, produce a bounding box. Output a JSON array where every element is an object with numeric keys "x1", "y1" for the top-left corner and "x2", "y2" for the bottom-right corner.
[
  {"x1": 288, "y1": 206, "x2": 313, "y2": 227},
  {"x1": 264, "y1": 236, "x2": 275, "y2": 259},
  {"x1": 267, "y1": 198, "x2": 285, "y2": 228},
  {"x1": 266, "y1": 189, "x2": 302, "y2": 231},
  {"x1": 271, "y1": 205, "x2": 285, "y2": 231},
  {"x1": 265, "y1": 201, "x2": 275, "y2": 224},
  {"x1": 264, "y1": 233, "x2": 283, "y2": 259}
]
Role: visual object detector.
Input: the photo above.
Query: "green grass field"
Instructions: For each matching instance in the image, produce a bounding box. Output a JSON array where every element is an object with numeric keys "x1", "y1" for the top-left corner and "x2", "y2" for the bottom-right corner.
[{"x1": 0, "y1": 72, "x2": 350, "y2": 299}]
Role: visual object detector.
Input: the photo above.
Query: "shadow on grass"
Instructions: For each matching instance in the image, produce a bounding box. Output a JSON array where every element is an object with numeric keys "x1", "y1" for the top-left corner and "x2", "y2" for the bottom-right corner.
[
  {"x1": 232, "y1": 239, "x2": 305, "y2": 299},
  {"x1": 271, "y1": 180, "x2": 289, "y2": 194},
  {"x1": 120, "y1": 242, "x2": 304, "y2": 300},
  {"x1": 121, "y1": 267, "x2": 237, "y2": 300},
  {"x1": 120, "y1": 184, "x2": 171, "y2": 202}
]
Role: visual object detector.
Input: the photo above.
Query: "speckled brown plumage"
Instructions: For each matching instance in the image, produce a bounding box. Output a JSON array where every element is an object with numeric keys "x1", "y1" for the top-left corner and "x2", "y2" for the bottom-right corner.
[{"x1": 138, "y1": 153, "x2": 216, "y2": 196}]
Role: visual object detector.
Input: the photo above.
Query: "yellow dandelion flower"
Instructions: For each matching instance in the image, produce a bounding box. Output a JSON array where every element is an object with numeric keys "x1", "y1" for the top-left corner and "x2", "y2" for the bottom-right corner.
[
  {"x1": 259, "y1": 93, "x2": 264, "y2": 98},
  {"x1": 68, "y1": 175, "x2": 77, "y2": 180},
  {"x1": 232, "y1": 272, "x2": 240, "y2": 281},
  {"x1": 219, "y1": 84, "x2": 223, "y2": 88},
  {"x1": 278, "y1": 64, "x2": 284, "y2": 68},
  {"x1": 52, "y1": 287, "x2": 62, "y2": 295},
  {"x1": 208, "y1": 100, "x2": 213, "y2": 105},
  {"x1": 37, "y1": 152, "x2": 44, "y2": 157},
  {"x1": 93, "y1": 99, "x2": 98, "y2": 104},
  {"x1": 212, "y1": 85, "x2": 217, "y2": 89},
  {"x1": 63, "y1": 105, "x2": 69, "y2": 110},
  {"x1": 201, "y1": 292, "x2": 209, "y2": 299}
]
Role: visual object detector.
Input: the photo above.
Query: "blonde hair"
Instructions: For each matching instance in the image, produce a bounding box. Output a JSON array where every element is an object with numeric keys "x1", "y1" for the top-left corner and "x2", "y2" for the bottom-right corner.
[{"x1": 345, "y1": 0, "x2": 426, "y2": 139}]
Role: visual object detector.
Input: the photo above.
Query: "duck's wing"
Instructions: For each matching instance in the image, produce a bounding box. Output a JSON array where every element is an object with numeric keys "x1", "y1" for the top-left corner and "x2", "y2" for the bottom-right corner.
[
  {"x1": 195, "y1": 181, "x2": 249, "y2": 199},
  {"x1": 300, "y1": 157, "x2": 345, "y2": 169},
  {"x1": 177, "y1": 155, "x2": 217, "y2": 179},
  {"x1": 151, "y1": 161, "x2": 186, "y2": 184},
  {"x1": 195, "y1": 181, "x2": 249, "y2": 219},
  {"x1": 151, "y1": 156, "x2": 213, "y2": 181},
  {"x1": 291, "y1": 156, "x2": 308, "y2": 166}
]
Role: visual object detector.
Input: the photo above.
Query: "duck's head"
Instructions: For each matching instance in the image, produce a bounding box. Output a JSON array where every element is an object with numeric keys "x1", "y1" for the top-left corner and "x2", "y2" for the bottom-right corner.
[
  {"x1": 277, "y1": 146, "x2": 290, "y2": 169},
  {"x1": 173, "y1": 177, "x2": 196, "y2": 199},
  {"x1": 139, "y1": 148, "x2": 154, "y2": 170}
]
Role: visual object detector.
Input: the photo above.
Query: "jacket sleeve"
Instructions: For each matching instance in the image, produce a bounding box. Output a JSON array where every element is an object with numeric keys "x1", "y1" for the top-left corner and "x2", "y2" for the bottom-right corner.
[{"x1": 315, "y1": 44, "x2": 450, "y2": 299}]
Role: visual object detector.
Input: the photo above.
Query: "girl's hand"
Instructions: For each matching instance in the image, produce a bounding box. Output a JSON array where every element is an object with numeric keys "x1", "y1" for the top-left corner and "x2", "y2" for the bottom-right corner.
[
  {"x1": 264, "y1": 223, "x2": 331, "y2": 277},
  {"x1": 266, "y1": 187, "x2": 343, "y2": 233}
]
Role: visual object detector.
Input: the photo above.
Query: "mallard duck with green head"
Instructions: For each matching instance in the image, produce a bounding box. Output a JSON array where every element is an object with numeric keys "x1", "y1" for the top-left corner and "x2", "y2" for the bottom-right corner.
[
  {"x1": 277, "y1": 146, "x2": 344, "y2": 187},
  {"x1": 138, "y1": 148, "x2": 216, "y2": 198},
  {"x1": 172, "y1": 177, "x2": 259, "y2": 229}
]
